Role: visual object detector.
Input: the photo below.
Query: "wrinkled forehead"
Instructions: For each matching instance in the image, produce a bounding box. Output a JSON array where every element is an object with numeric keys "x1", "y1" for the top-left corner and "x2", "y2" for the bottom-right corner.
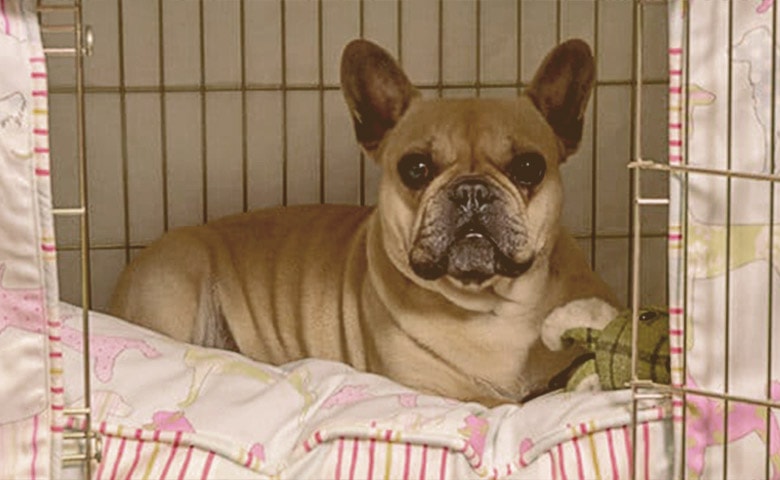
[{"x1": 381, "y1": 96, "x2": 562, "y2": 165}]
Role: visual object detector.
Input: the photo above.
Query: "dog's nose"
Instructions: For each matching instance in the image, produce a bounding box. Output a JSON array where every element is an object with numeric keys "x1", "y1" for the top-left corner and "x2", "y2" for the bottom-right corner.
[{"x1": 451, "y1": 179, "x2": 494, "y2": 211}]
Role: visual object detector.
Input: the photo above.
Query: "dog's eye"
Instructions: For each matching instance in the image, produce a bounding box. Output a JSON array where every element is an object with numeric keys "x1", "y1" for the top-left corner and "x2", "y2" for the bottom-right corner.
[
  {"x1": 398, "y1": 153, "x2": 436, "y2": 190},
  {"x1": 507, "y1": 152, "x2": 546, "y2": 188}
]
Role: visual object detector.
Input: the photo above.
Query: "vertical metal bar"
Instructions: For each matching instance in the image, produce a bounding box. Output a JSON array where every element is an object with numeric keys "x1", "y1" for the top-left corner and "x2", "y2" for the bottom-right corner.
[
  {"x1": 516, "y1": 0, "x2": 522, "y2": 95},
  {"x1": 628, "y1": 0, "x2": 639, "y2": 313},
  {"x1": 74, "y1": 0, "x2": 93, "y2": 476},
  {"x1": 681, "y1": 2, "x2": 691, "y2": 475},
  {"x1": 555, "y1": 0, "x2": 562, "y2": 44},
  {"x1": 437, "y1": 0, "x2": 443, "y2": 98},
  {"x1": 158, "y1": 0, "x2": 169, "y2": 232},
  {"x1": 240, "y1": 0, "x2": 248, "y2": 212},
  {"x1": 281, "y1": 0, "x2": 288, "y2": 206},
  {"x1": 359, "y1": 0, "x2": 365, "y2": 206},
  {"x1": 767, "y1": 2, "x2": 778, "y2": 477},
  {"x1": 629, "y1": 1, "x2": 643, "y2": 478},
  {"x1": 590, "y1": 0, "x2": 600, "y2": 269},
  {"x1": 723, "y1": 1, "x2": 734, "y2": 476},
  {"x1": 199, "y1": 0, "x2": 208, "y2": 222},
  {"x1": 475, "y1": 0, "x2": 481, "y2": 98},
  {"x1": 397, "y1": 0, "x2": 403, "y2": 67},
  {"x1": 117, "y1": 0, "x2": 130, "y2": 264},
  {"x1": 318, "y1": 0, "x2": 325, "y2": 204}
]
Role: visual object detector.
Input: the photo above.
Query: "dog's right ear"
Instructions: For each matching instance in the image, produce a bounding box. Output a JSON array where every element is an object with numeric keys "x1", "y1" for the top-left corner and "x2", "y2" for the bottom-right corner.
[{"x1": 341, "y1": 39, "x2": 419, "y2": 158}]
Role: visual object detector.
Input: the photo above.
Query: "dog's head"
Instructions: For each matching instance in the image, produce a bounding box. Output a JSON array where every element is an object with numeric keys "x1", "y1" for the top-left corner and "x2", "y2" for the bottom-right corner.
[{"x1": 341, "y1": 39, "x2": 594, "y2": 288}]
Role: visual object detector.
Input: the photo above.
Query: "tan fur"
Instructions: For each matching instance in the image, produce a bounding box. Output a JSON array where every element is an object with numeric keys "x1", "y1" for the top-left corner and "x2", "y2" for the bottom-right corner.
[{"x1": 110, "y1": 39, "x2": 619, "y2": 406}]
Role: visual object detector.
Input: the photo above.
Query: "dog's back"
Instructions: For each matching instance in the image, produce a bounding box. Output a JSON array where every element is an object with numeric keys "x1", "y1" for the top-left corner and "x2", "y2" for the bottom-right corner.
[{"x1": 110, "y1": 204, "x2": 376, "y2": 364}]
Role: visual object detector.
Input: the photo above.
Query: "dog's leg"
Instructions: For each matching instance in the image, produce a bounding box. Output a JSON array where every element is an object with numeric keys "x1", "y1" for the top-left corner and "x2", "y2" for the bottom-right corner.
[
  {"x1": 191, "y1": 280, "x2": 238, "y2": 351},
  {"x1": 109, "y1": 228, "x2": 218, "y2": 346},
  {"x1": 541, "y1": 298, "x2": 618, "y2": 351}
]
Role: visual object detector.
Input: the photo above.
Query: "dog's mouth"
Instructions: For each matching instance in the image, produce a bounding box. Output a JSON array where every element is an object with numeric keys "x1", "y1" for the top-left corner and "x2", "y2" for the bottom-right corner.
[{"x1": 410, "y1": 219, "x2": 534, "y2": 285}]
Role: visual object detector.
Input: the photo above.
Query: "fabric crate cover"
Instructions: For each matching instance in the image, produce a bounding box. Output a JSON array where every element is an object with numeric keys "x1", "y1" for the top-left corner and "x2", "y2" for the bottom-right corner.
[{"x1": 668, "y1": 0, "x2": 780, "y2": 478}]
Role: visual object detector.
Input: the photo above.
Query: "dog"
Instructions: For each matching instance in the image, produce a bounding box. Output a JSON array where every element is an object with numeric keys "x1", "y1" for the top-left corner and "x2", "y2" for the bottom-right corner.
[{"x1": 109, "y1": 38, "x2": 619, "y2": 406}]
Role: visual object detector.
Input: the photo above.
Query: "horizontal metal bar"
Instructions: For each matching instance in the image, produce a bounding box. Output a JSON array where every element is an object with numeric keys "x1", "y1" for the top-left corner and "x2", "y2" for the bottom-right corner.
[
  {"x1": 52, "y1": 232, "x2": 671, "y2": 254},
  {"x1": 63, "y1": 407, "x2": 90, "y2": 416},
  {"x1": 636, "y1": 197, "x2": 670, "y2": 206},
  {"x1": 648, "y1": 382, "x2": 780, "y2": 409},
  {"x1": 44, "y1": 47, "x2": 78, "y2": 57},
  {"x1": 62, "y1": 454, "x2": 88, "y2": 464},
  {"x1": 37, "y1": 4, "x2": 77, "y2": 13},
  {"x1": 629, "y1": 159, "x2": 780, "y2": 183},
  {"x1": 63, "y1": 432, "x2": 88, "y2": 440},
  {"x1": 41, "y1": 24, "x2": 77, "y2": 34},
  {"x1": 633, "y1": 391, "x2": 670, "y2": 401},
  {"x1": 631, "y1": 380, "x2": 672, "y2": 400},
  {"x1": 47, "y1": 78, "x2": 670, "y2": 96},
  {"x1": 53, "y1": 207, "x2": 85, "y2": 216}
]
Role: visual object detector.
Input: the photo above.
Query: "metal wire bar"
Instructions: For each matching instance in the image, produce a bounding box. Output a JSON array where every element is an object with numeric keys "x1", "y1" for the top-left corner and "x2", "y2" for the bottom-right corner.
[
  {"x1": 723, "y1": 2, "x2": 735, "y2": 474},
  {"x1": 54, "y1": 231, "x2": 669, "y2": 254},
  {"x1": 768, "y1": 3, "x2": 778, "y2": 477},
  {"x1": 73, "y1": 0, "x2": 94, "y2": 475},
  {"x1": 397, "y1": 0, "x2": 403, "y2": 66},
  {"x1": 437, "y1": 0, "x2": 443, "y2": 98},
  {"x1": 43, "y1": 47, "x2": 78, "y2": 56},
  {"x1": 646, "y1": 382, "x2": 780, "y2": 410},
  {"x1": 38, "y1": 3, "x2": 97, "y2": 472},
  {"x1": 117, "y1": 0, "x2": 130, "y2": 265},
  {"x1": 358, "y1": 0, "x2": 365, "y2": 206},
  {"x1": 516, "y1": 0, "x2": 522, "y2": 95},
  {"x1": 475, "y1": 0, "x2": 481, "y2": 98},
  {"x1": 681, "y1": 6, "x2": 691, "y2": 474},
  {"x1": 281, "y1": 0, "x2": 288, "y2": 206},
  {"x1": 636, "y1": 197, "x2": 669, "y2": 206},
  {"x1": 37, "y1": 4, "x2": 76, "y2": 12},
  {"x1": 45, "y1": 77, "x2": 670, "y2": 96},
  {"x1": 53, "y1": 207, "x2": 86, "y2": 216},
  {"x1": 629, "y1": 1, "x2": 644, "y2": 476},
  {"x1": 41, "y1": 24, "x2": 76, "y2": 33},
  {"x1": 199, "y1": 0, "x2": 207, "y2": 222},
  {"x1": 628, "y1": 159, "x2": 780, "y2": 183},
  {"x1": 317, "y1": 0, "x2": 325, "y2": 204},
  {"x1": 590, "y1": 0, "x2": 600, "y2": 270},
  {"x1": 240, "y1": 0, "x2": 248, "y2": 212},
  {"x1": 158, "y1": 0, "x2": 169, "y2": 231}
]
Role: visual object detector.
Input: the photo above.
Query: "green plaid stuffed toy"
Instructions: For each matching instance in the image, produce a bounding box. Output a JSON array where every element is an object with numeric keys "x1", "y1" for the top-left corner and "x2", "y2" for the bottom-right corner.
[{"x1": 550, "y1": 307, "x2": 671, "y2": 392}]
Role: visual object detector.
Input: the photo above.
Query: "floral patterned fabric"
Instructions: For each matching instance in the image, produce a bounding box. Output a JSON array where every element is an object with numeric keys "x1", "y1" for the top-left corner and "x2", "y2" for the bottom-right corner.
[
  {"x1": 668, "y1": 0, "x2": 780, "y2": 478},
  {"x1": 59, "y1": 303, "x2": 672, "y2": 480},
  {"x1": 0, "y1": 1, "x2": 63, "y2": 478}
]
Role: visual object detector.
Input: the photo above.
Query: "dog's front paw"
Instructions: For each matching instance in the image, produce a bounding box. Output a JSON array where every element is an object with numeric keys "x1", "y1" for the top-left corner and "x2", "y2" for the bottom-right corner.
[{"x1": 542, "y1": 298, "x2": 618, "y2": 351}]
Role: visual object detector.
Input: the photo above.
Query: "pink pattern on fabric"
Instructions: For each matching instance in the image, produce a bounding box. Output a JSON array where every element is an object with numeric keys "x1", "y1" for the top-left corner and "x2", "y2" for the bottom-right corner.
[
  {"x1": 518, "y1": 437, "x2": 534, "y2": 467},
  {"x1": 248, "y1": 442, "x2": 265, "y2": 463},
  {"x1": 397, "y1": 393, "x2": 418, "y2": 408},
  {"x1": 458, "y1": 414, "x2": 488, "y2": 466},
  {"x1": 757, "y1": 0, "x2": 774, "y2": 13},
  {"x1": 1, "y1": 272, "x2": 160, "y2": 383},
  {"x1": 150, "y1": 411, "x2": 196, "y2": 433},
  {"x1": 0, "y1": 264, "x2": 45, "y2": 335},
  {"x1": 0, "y1": 0, "x2": 8, "y2": 36},
  {"x1": 322, "y1": 385, "x2": 373, "y2": 409},
  {"x1": 686, "y1": 376, "x2": 780, "y2": 479},
  {"x1": 59, "y1": 326, "x2": 161, "y2": 382}
]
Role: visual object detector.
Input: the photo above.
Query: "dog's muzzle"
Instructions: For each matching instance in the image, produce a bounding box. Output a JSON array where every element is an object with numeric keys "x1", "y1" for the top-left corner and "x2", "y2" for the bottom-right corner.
[{"x1": 409, "y1": 178, "x2": 533, "y2": 285}]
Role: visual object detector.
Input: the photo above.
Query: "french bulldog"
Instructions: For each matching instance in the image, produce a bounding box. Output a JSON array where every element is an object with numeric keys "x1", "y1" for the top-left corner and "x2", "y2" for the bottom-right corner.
[{"x1": 109, "y1": 38, "x2": 619, "y2": 406}]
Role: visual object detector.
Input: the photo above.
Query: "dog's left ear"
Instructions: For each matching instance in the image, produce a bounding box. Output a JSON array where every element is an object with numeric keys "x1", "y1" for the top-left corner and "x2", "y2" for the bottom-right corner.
[
  {"x1": 526, "y1": 39, "x2": 595, "y2": 157},
  {"x1": 341, "y1": 39, "x2": 419, "y2": 158}
]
